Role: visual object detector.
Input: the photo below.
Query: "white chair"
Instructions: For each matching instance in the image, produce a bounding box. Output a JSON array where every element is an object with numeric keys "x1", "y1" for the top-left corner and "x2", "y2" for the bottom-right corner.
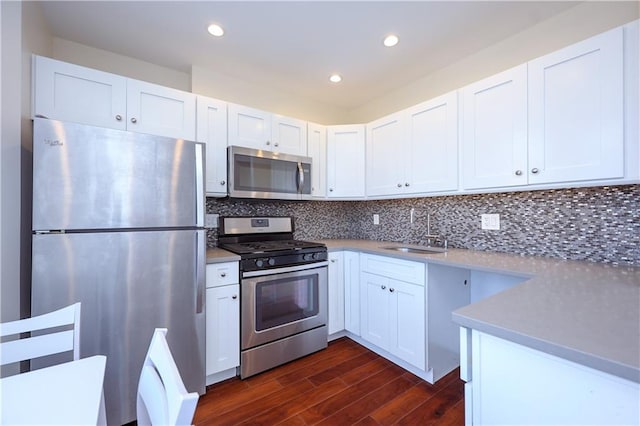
[
  {"x1": 0, "y1": 302, "x2": 81, "y2": 366},
  {"x1": 137, "y1": 328, "x2": 199, "y2": 426}
]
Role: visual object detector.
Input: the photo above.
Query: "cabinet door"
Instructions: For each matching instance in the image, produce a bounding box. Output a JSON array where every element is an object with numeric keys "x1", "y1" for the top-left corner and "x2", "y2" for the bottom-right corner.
[
  {"x1": 343, "y1": 251, "x2": 361, "y2": 336},
  {"x1": 227, "y1": 104, "x2": 272, "y2": 150},
  {"x1": 196, "y1": 96, "x2": 228, "y2": 196},
  {"x1": 32, "y1": 55, "x2": 127, "y2": 130},
  {"x1": 308, "y1": 123, "x2": 327, "y2": 198},
  {"x1": 528, "y1": 27, "x2": 624, "y2": 184},
  {"x1": 366, "y1": 112, "x2": 406, "y2": 197},
  {"x1": 406, "y1": 91, "x2": 459, "y2": 193},
  {"x1": 327, "y1": 125, "x2": 366, "y2": 198},
  {"x1": 272, "y1": 115, "x2": 307, "y2": 156},
  {"x1": 328, "y1": 252, "x2": 345, "y2": 335},
  {"x1": 462, "y1": 65, "x2": 528, "y2": 189},
  {"x1": 360, "y1": 272, "x2": 389, "y2": 349},
  {"x1": 206, "y1": 284, "x2": 239, "y2": 375},
  {"x1": 388, "y1": 279, "x2": 425, "y2": 369},
  {"x1": 126, "y1": 79, "x2": 196, "y2": 140}
]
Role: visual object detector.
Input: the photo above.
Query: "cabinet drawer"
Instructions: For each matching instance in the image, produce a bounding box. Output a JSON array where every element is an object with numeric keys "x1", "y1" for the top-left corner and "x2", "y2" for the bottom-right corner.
[
  {"x1": 360, "y1": 254, "x2": 425, "y2": 285},
  {"x1": 206, "y1": 262, "x2": 239, "y2": 288}
]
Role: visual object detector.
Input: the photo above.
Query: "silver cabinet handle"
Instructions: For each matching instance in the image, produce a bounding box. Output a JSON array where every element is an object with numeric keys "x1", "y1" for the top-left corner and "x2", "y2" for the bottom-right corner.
[
  {"x1": 330, "y1": 259, "x2": 336, "y2": 263},
  {"x1": 515, "y1": 170, "x2": 523, "y2": 176},
  {"x1": 397, "y1": 183, "x2": 402, "y2": 188},
  {"x1": 531, "y1": 168, "x2": 539, "y2": 174},
  {"x1": 329, "y1": 188, "x2": 334, "y2": 192},
  {"x1": 220, "y1": 272, "x2": 226, "y2": 277},
  {"x1": 130, "y1": 117, "x2": 137, "y2": 124},
  {"x1": 115, "y1": 115, "x2": 122, "y2": 121},
  {"x1": 274, "y1": 142, "x2": 279, "y2": 147},
  {"x1": 220, "y1": 180, "x2": 226, "y2": 185},
  {"x1": 405, "y1": 183, "x2": 410, "y2": 187},
  {"x1": 381, "y1": 285, "x2": 386, "y2": 290},
  {"x1": 266, "y1": 141, "x2": 271, "y2": 145},
  {"x1": 232, "y1": 295, "x2": 238, "y2": 300},
  {"x1": 389, "y1": 288, "x2": 395, "y2": 293}
]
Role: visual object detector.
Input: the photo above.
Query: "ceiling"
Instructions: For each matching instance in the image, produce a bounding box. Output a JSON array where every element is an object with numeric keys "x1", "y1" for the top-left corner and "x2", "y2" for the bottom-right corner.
[{"x1": 38, "y1": 1, "x2": 582, "y2": 110}]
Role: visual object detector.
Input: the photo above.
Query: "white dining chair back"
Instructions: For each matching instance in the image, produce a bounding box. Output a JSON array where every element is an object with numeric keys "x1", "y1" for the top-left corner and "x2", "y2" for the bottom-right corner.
[
  {"x1": 137, "y1": 328, "x2": 199, "y2": 426},
  {"x1": 0, "y1": 302, "x2": 81, "y2": 366}
]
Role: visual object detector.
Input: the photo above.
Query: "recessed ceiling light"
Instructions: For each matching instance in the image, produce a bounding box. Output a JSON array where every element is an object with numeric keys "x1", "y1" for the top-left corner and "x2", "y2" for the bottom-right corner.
[
  {"x1": 329, "y1": 74, "x2": 342, "y2": 83},
  {"x1": 383, "y1": 34, "x2": 399, "y2": 47},
  {"x1": 207, "y1": 24, "x2": 224, "y2": 37}
]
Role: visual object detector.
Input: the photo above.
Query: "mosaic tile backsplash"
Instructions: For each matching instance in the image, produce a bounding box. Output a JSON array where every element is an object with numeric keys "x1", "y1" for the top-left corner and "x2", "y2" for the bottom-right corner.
[{"x1": 206, "y1": 184, "x2": 640, "y2": 266}]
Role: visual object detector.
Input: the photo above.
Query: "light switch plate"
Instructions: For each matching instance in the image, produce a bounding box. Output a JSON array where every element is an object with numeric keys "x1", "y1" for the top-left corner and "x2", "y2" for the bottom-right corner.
[
  {"x1": 481, "y1": 214, "x2": 500, "y2": 230},
  {"x1": 205, "y1": 214, "x2": 219, "y2": 228}
]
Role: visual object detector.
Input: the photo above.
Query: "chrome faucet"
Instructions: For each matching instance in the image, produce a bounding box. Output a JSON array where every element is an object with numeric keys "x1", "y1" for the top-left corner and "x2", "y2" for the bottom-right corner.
[{"x1": 423, "y1": 213, "x2": 447, "y2": 249}]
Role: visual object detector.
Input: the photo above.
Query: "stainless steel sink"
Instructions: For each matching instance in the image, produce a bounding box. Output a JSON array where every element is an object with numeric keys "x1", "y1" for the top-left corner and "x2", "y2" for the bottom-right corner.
[{"x1": 381, "y1": 245, "x2": 446, "y2": 254}]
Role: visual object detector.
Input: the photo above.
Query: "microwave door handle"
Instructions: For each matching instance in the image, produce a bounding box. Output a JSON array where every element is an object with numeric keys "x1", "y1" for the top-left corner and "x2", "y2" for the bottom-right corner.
[{"x1": 297, "y1": 162, "x2": 304, "y2": 192}]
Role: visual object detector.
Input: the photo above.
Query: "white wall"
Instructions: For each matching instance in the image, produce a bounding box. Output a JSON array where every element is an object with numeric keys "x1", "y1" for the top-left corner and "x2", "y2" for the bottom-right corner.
[
  {"x1": 1, "y1": 0, "x2": 23, "y2": 325},
  {"x1": 192, "y1": 65, "x2": 349, "y2": 124},
  {"x1": 52, "y1": 38, "x2": 191, "y2": 92},
  {"x1": 348, "y1": 1, "x2": 640, "y2": 123}
]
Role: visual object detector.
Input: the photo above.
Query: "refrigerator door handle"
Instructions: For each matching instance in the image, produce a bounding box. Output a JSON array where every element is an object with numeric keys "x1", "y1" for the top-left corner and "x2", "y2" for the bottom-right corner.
[
  {"x1": 195, "y1": 230, "x2": 205, "y2": 314},
  {"x1": 195, "y1": 143, "x2": 205, "y2": 227}
]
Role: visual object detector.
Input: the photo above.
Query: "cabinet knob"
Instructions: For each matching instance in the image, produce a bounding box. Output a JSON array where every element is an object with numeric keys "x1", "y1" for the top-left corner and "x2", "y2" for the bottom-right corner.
[
  {"x1": 115, "y1": 114, "x2": 122, "y2": 121},
  {"x1": 232, "y1": 295, "x2": 238, "y2": 299},
  {"x1": 397, "y1": 183, "x2": 402, "y2": 188},
  {"x1": 329, "y1": 188, "x2": 334, "y2": 192},
  {"x1": 389, "y1": 288, "x2": 395, "y2": 293},
  {"x1": 266, "y1": 141, "x2": 271, "y2": 145},
  {"x1": 405, "y1": 183, "x2": 410, "y2": 187},
  {"x1": 531, "y1": 168, "x2": 539, "y2": 174},
  {"x1": 220, "y1": 272, "x2": 226, "y2": 277},
  {"x1": 330, "y1": 259, "x2": 336, "y2": 263},
  {"x1": 274, "y1": 142, "x2": 279, "y2": 147},
  {"x1": 381, "y1": 285, "x2": 386, "y2": 290},
  {"x1": 515, "y1": 170, "x2": 523, "y2": 176},
  {"x1": 130, "y1": 117, "x2": 137, "y2": 124},
  {"x1": 220, "y1": 180, "x2": 226, "y2": 186}
]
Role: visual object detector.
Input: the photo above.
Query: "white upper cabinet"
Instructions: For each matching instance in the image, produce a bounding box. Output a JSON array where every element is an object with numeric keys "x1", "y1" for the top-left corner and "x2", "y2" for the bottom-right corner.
[
  {"x1": 196, "y1": 96, "x2": 228, "y2": 197},
  {"x1": 126, "y1": 79, "x2": 196, "y2": 141},
  {"x1": 307, "y1": 123, "x2": 327, "y2": 198},
  {"x1": 405, "y1": 91, "x2": 459, "y2": 193},
  {"x1": 32, "y1": 55, "x2": 196, "y2": 140},
  {"x1": 461, "y1": 64, "x2": 528, "y2": 190},
  {"x1": 326, "y1": 125, "x2": 366, "y2": 199},
  {"x1": 366, "y1": 112, "x2": 406, "y2": 197},
  {"x1": 227, "y1": 103, "x2": 307, "y2": 156},
  {"x1": 366, "y1": 91, "x2": 458, "y2": 198},
  {"x1": 528, "y1": 27, "x2": 624, "y2": 185},
  {"x1": 33, "y1": 55, "x2": 127, "y2": 130}
]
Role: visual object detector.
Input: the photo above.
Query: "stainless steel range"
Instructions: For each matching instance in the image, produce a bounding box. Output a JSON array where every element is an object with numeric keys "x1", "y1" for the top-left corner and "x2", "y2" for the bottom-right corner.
[{"x1": 218, "y1": 216, "x2": 328, "y2": 378}]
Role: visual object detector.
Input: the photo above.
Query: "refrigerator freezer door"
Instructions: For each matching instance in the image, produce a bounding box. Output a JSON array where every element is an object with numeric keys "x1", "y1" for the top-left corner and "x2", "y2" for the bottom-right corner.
[
  {"x1": 32, "y1": 118, "x2": 204, "y2": 231},
  {"x1": 31, "y1": 230, "x2": 206, "y2": 425}
]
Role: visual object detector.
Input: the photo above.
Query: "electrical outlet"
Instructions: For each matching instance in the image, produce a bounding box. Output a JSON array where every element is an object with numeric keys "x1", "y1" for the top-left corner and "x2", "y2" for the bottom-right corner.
[
  {"x1": 373, "y1": 214, "x2": 380, "y2": 225},
  {"x1": 205, "y1": 214, "x2": 219, "y2": 228},
  {"x1": 481, "y1": 214, "x2": 500, "y2": 230}
]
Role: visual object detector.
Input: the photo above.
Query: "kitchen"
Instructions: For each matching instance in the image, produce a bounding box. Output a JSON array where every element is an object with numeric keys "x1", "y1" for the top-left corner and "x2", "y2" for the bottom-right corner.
[{"x1": 2, "y1": 1, "x2": 639, "y2": 425}]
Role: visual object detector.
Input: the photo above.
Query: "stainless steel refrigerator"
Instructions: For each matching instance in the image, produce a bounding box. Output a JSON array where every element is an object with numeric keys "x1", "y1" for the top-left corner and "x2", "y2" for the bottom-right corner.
[{"x1": 31, "y1": 118, "x2": 206, "y2": 425}]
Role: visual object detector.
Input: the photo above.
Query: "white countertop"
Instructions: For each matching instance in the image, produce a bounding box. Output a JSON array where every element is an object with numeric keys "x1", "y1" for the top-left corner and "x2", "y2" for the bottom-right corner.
[{"x1": 318, "y1": 239, "x2": 640, "y2": 383}]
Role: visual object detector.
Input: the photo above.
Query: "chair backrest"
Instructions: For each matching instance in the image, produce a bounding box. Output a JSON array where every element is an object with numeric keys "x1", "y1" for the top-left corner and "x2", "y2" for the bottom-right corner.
[
  {"x1": 137, "y1": 328, "x2": 199, "y2": 426},
  {"x1": 0, "y1": 302, "x2": 81, "y2": 366}
]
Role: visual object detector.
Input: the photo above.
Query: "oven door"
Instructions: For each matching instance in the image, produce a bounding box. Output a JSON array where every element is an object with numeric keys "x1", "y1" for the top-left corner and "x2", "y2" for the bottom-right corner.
[{"x1": 241, "y1": 262, "x2": 328, "y2": 350}]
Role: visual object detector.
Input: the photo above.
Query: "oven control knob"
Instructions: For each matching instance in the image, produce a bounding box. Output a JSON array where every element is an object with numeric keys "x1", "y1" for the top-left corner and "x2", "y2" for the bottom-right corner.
[
  {"x1": 303, "y1": 253, "x2": 312, "y2": 261},
  {"x1": 268, "y1": 258, "x2": 276, "y2": 266},
  {"x1": 312, "y1": 253, "x2": 321, "y2": 260},
  {"x1": 255, "y1": 259, "x2": 264, "y2": 268}
]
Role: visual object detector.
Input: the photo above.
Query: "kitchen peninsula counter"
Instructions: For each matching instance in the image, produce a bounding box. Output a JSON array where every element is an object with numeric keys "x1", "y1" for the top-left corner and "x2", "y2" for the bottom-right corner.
[{"x1": 318, "y1": 239, "x2": 640, "y2": 383}]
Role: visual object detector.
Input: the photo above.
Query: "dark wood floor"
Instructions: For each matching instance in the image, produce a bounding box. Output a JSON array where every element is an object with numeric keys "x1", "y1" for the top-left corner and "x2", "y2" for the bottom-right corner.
[{"x1": 194, "y1": 337, "x2": 465, "y2": 425}]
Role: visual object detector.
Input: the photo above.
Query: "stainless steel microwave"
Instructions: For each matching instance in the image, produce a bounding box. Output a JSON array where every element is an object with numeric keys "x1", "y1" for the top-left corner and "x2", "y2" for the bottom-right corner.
[{"x1": 227, "y1": 146, "x2": 312, "y2": 200}]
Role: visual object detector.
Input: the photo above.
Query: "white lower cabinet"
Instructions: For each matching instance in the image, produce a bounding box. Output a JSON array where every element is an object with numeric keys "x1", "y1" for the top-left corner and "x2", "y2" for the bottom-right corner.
[
  {"x1": 461, "y1": 328, "x2": 640, "y2": 426},
  {"x1": 360, "y1": 254, "x2": 426, "y2": 370},
  {"x1": 205, "y1": 262, "x2": 239, "y2": 384},
  {"x1": 327, "y1": 252, "x2": 345, "y2": 336}
]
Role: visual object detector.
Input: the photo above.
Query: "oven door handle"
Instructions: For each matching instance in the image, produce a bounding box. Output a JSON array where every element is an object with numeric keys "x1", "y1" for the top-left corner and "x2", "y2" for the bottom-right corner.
[{"x1": 242, "y1": 261, "x2": 329, "y2": 278}]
